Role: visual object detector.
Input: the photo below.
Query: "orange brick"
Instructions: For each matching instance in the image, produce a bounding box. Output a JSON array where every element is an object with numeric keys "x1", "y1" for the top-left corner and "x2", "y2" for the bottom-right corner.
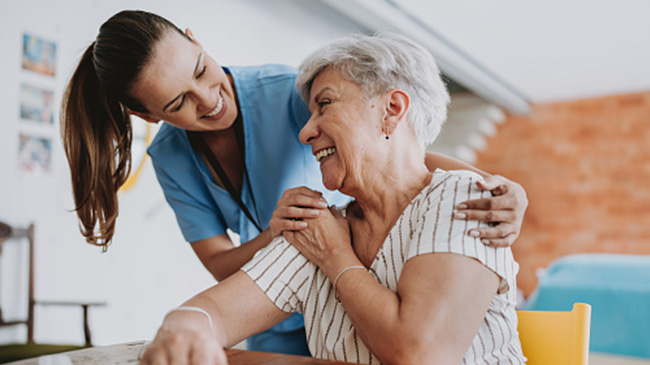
[{"x1": 476, "y1": 91, "x2": 650, "y2": 296}]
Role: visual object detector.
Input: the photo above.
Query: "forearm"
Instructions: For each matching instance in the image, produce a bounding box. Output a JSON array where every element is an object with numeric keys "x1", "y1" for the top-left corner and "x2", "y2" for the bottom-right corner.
[
  {"x1": 425, "y1": 151, "x2": 489, "y2": 178},
  {"x1": 206, "y1": 228, "x2": 273, "y2": 281},
  {"x1": 145, "y1": 271, "x2": 287, "y2": 363},
  {"x1": 319, "y1": 258, "x2": 418, "y2": 364},
  {"x1": 163, "y1": 288, "x2": 230, "y2": 346},
  {"x1": 164, "y1": 270, "x2": 288, "y2": 349},
  {"x1": 332, "y1": 268, "x2": 419, "y2": 364}
]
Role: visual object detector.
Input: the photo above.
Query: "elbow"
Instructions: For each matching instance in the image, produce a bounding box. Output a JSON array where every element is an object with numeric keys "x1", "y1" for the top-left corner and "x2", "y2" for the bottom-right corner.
[
  {"x1": 212, "y1": 271, "x2": 228, "y2": 282},
  {"x1": 206, "y1": 256, "x2": 235, "y2": 282}
]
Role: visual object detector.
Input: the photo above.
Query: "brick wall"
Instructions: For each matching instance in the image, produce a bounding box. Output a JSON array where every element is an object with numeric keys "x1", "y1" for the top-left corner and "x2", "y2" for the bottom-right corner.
[{"x1": 476, "y1": 92, "x2": 650, "y2": 296}]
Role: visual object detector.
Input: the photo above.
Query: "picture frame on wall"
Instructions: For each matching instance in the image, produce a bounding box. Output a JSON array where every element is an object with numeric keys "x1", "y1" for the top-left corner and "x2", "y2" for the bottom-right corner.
[
  {"x1": 21, "y1": 33, "x2": 57, "y2": 77},
  {"x1": 19, "y1": 83, "x2": 55, "y2": 125},
  {"x1": 17, "y1": 133, "x2": 52, "y2": 173}
]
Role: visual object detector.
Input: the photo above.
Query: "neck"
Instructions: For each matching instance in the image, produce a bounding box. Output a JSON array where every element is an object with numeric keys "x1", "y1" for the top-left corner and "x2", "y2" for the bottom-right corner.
[{"x1": 346, "y1": 148, "x2": 431, "y2": 239}]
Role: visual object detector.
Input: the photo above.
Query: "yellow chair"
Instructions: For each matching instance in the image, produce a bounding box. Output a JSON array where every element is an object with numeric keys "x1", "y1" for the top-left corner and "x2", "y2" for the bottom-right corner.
[{"x1": 517, "y1": 303, "x2": 591, "y2": 365}]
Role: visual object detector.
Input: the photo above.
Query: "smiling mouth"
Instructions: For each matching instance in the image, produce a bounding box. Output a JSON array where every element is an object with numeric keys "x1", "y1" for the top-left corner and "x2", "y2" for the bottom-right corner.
[
  {"x1": 315, "y1": 147, "x2": 336, "y2": 162},
  {"x1": 202, "y1": 89, "x2": 224, "y2": 118}
]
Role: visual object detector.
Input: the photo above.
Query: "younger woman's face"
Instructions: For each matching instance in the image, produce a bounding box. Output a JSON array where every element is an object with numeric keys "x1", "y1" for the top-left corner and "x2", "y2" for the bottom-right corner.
[{"x1": 130, "y1": 30, "x2": 238, "y2": 132}]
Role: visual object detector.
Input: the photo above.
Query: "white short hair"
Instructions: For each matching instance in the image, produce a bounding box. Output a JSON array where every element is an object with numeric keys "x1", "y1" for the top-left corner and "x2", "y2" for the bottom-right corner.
[{"x1": 296, "y1": 32, "x2": 450, "y2": 152}]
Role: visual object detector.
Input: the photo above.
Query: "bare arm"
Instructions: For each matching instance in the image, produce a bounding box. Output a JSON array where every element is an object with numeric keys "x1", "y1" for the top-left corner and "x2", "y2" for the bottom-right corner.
[
  {"x1": 425, "y1": 151, "x2": 488, "y2": 176},
  {"x1": 192, "y1": 188, "x2": 329, "y2": 282},
  {"x1": 334, "y1": 253, "x2": 498, "y2": 364},
  {"x1": 285, "y1": 209, "x2": 500, "y2": 365},
  {"x1": 283, "y1": 183, "x2": 502, "y2": 363},
  {"x1": 140, "y1": 271, "x2": 289, "y2": 364},
  {"x1": 191, "y1": 230, "x2": 273, "y2": 282}
]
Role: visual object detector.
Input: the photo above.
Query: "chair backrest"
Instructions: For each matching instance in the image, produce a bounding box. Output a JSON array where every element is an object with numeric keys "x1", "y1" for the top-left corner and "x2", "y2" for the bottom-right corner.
[
  {"x1": 0, "y1": 223, "x2": 36, "y2": 343},
  {"x1": 0, "y1": 222, "x2": 105, "y2": 349},
  {"x1": 517, "y1": 303, "x2": 591, "y2": 365}
]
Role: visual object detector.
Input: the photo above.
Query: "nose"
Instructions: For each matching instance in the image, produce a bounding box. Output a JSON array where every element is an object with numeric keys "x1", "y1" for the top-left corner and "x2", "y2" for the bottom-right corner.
[
  {"x1": 299, "y1": 113, "x2": 320, "y2": 145},
  {"x1": 194, "y1": 84, "x2": 214, "y2": 111}
]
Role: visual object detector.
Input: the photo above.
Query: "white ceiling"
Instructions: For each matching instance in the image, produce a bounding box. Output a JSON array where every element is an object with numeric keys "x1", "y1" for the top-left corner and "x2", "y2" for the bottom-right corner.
[{"x1": 392, "y1": 0, "x2": 650, "y2": 103}]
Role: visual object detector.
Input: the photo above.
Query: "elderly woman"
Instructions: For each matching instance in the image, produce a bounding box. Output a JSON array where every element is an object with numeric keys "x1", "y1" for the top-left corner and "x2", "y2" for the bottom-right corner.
[{"x1": 141, "y1": 33, "x2": 525, "y2": 365}]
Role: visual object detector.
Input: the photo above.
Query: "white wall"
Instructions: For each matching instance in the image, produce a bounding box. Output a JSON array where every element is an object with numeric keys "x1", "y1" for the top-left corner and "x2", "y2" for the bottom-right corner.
[
  {"x1": 0, "y1": 0, "x2": 364, "y2": 346},
  {"x1": 393, "y1": 0, "x2": 650, "y2": 103}
]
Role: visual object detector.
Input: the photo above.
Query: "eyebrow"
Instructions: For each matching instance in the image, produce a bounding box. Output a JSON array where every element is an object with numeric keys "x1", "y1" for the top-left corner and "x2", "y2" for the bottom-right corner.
[{"x1": 162, "y1": 52, "x2": 203, "y2": 112}]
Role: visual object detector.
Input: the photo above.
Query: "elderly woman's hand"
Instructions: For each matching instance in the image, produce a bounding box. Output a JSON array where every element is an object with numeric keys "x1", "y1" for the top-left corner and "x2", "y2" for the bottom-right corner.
[
  {"x1": 283, "y1": 204, "x2": 354, "y2": 271},
  {"x1": 139, "y1": 312, "x2": 227, "y2": 365},
  {"x1": 454, "y1": 175, "x2": 528, "y2": 248},
  {"x1": 269, "y1": 187, "x2": 329, "y2": 238}
]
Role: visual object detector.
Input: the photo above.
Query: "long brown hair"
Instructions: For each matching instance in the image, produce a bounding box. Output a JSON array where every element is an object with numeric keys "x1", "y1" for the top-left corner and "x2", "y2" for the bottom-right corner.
[{"x1": 61, "y1": 10, "x2": 186, "y2": 250}]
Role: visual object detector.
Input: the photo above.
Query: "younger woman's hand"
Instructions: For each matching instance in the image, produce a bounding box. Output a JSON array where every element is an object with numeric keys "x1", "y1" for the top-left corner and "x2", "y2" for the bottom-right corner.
[
  {"x1": 270, "y1": 187, "x2": 329, "y2": 238},
  {"x1": 283, "y1": 206, "x2": 353, "y2": 271},
  {"x1": 454, "y1": 175, "x2": 528, "y2": 247}
]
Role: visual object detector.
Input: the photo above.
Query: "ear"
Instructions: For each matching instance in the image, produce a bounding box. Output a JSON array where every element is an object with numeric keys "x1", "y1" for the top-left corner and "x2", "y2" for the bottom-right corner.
[
  {"x1": 382, "y1": 89, "x2": 410, "y2": 136},
  {"x1": 130, "y1": 110, "x2": 161, "y2": 124},
  {"x1": 185, "y1": 28, "x2": 202, "y2": 47}
]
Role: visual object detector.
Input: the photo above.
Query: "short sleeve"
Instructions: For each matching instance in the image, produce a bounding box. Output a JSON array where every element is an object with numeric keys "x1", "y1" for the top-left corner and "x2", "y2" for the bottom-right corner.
[
  {"x1": 242, "y1": 237, "x2": 314, "y2": 314},
  {"x1": 149, "y1": 144, "x2": 227, "y2": 242},
  {"x1": 407, "y1": 170, "x2": 518, "y2": 294}
]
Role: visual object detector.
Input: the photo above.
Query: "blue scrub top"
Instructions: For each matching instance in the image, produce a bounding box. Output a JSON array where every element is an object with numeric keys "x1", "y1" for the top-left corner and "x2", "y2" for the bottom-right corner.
[{"x1": 147, "y1": 64, "x2": 350, "y2": 333}]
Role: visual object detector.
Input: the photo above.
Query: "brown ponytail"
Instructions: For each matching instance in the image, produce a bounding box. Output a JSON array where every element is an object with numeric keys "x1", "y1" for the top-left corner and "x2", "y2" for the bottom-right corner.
[
  {"x1": 60, "y1": 10, "x2": 187, "y2": 250},
  {"x1": 61, "y1": 43, "x2": 132, "y2": 250}
]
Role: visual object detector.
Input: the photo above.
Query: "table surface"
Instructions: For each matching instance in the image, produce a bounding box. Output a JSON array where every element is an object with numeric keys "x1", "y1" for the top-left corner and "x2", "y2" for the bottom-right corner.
[
  {"x1": 6, "y1": 341, "x2": 353, "y2": 364},
  {"x1": 7, "y1": 341, "x2": 650, "y2": 365}
]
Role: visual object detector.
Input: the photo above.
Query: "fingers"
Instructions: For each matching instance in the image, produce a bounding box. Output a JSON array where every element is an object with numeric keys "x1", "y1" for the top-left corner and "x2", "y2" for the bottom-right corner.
[
  {"x1": 456, "y1": 175, "x2": 528, "y2": 248},
  {"x1": 167, "y1": 334, "x2": 192, "y2": 364},
  {"x1": 478, "y1": 232, "x2": 517, "y2": 248},
  {"x1": 464, "y1": 224, "x2": 518, "y2": 247},
  {"x1": 475, "y1": 174, "x2": 507, "y2": 191},
  {"x1": 140, "y1": 337, "x2": 187, "y2": 365},
  {"x1": 276, "y1": 206, "x2": 322, "y2": 220},
  {"x1": 472, "y1": 176, "x2": 528, "y2": 208},
  {"x1": 140, "y1": 337, "x2": 227, "y2": 365},
  {"x1": 274, "y1": 218, "x2": 309, "y2": 234},
  {"x1": 280, "y1": 187, "x2": 327, "y2": 206},
  {"x1": 456, "y1": 194, "x2": 514, "y2": 211},
  {"x1": 140, "y1": 344, "x2": 167, "y2": 364},
  {"x1": 454, "y1": 209, "x2": 517, "y2": 224},
  {"x1": 280, "y1": 191, "x2": 328, "y2": 210},
  {"x1": 270, "y1": 205, "x2": 317, "y2": 236},
  {"x1": 271, "y1": 188, "x2": 328, "y2": 236}
]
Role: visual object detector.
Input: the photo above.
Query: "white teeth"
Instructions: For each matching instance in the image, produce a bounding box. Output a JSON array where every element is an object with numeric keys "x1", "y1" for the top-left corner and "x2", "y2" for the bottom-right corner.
[
  {"x1": 203, "y1": 92, "x2": 223, "y2": 118},
  {"x1": 316, "y1": 147, "x2": 336, "y2": 162}
]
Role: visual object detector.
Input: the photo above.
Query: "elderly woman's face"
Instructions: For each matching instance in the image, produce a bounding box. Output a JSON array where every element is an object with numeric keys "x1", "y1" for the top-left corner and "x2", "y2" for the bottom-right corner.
[{"x1": 299, "y1": 68, "x2": 385, "y2": 192}]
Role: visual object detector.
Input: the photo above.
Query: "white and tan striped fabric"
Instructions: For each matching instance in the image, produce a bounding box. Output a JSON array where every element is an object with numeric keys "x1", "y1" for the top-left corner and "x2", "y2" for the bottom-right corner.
[{"x1": 242, "y1": 169, "x2": 526, "y2": 364}]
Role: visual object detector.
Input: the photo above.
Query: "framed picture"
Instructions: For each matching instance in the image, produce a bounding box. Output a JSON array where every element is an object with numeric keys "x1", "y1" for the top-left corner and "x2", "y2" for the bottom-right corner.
[
  {"x1": 17, "y1": 133, "x2": 52, "y2": 173},
  {"x1": 22, "y1": 33, "x2": 57, "y2": 77},
  {"x1": 20, "y1": 83, "x2": 55, "y2": 125}
]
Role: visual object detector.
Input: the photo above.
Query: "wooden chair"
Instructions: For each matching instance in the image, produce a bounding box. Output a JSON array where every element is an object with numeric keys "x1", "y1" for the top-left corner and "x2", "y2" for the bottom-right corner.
[
  {"x1": 0, "y1": 221, "x2": 106, "y2": 362},
  {"x1": 517, "y1": 303, "x2": 591, "y2": 365}
]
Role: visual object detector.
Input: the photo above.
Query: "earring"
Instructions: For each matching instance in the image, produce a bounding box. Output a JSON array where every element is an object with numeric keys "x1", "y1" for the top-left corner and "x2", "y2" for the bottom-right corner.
[{"x1": 385, "y1": 125, "x2": 391, "y2": 140}]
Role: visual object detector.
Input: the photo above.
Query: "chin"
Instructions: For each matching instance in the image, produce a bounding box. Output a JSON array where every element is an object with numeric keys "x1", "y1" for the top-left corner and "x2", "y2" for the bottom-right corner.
[{"x1": 321, "y1": 176, "x2": 341, "y2": 192}]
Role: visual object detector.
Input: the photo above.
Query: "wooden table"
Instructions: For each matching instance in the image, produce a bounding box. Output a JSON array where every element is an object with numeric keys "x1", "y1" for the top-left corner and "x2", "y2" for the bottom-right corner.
[{"x1": 7, "y1": 341, "x2": 353, "y2": 364}]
